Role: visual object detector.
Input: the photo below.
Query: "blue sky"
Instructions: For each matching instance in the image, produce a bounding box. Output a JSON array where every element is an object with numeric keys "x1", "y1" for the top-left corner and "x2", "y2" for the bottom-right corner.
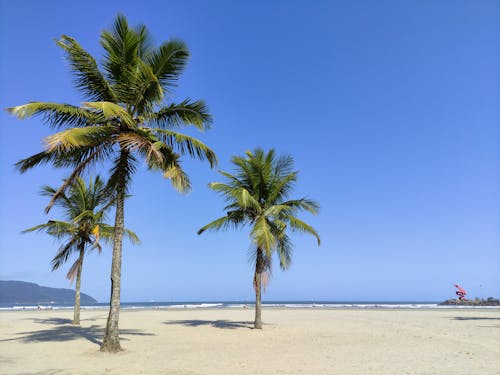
[{"x1": 1, "y1": 0, "x2": 498, "y2": 302}]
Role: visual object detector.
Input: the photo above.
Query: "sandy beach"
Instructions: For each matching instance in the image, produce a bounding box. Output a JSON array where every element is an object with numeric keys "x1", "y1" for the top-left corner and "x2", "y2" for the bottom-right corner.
[{"x1": 1, "y1": 308, "x2": 499, "y2": 374}]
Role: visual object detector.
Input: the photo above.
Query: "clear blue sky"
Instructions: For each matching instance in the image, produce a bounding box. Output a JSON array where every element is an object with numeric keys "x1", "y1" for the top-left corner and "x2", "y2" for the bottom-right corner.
[{"x1": 1, "y1": 0, "x2": 498, "y2": 302}]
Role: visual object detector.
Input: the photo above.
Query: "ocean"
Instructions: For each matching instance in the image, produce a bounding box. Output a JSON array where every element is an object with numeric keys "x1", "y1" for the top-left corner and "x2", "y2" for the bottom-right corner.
[{"x1": 1, "y1": 301, "x2": 498, "y2": 310}]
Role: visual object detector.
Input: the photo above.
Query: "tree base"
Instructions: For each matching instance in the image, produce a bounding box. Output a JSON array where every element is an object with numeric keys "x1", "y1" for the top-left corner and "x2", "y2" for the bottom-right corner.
[{"x1": 100, "y1": 336, "x2": 123, "y2": 353}]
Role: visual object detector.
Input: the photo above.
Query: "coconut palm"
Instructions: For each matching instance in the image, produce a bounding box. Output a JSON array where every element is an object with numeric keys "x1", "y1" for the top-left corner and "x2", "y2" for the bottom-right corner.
[
  {"x1": 8, "y1": 15, "x2": 216, "y2": 351},
  {"x1": 198, "y1": 149, "x2": 320, "y2": 329},
  {"x1": 23, "y1": 176, "x2": 139, "y2": 325}
]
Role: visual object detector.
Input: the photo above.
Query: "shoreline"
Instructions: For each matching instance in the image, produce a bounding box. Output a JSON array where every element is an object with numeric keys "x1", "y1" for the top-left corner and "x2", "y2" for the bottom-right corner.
[{"x1": 2, "y1": 304, "x2": 500, "y2": 312}]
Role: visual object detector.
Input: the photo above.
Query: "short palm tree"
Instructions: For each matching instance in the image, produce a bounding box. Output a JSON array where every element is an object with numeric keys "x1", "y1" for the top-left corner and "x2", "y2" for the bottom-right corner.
[
  {"x1": 23, "y1": 176, "x2": 139, "y2": 325},
  {"x1": 8, "y1": 15, "x2": 216, "y2": 351},
  {"x1": 198, "y1": 149, "x2": 320, "y2": 329}
]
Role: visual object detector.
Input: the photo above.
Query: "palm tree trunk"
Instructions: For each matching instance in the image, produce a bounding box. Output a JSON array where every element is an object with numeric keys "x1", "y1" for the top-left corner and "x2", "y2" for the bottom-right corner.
[
  {"x1": 72, "y1": 243, "x2": 85, "y2": 325},
  {"x1": 254, "y1": 247, "x2": 264, "y2": 329},
  {"x1": 101, "y1": 166, "x2": 126, "y2": 352}
]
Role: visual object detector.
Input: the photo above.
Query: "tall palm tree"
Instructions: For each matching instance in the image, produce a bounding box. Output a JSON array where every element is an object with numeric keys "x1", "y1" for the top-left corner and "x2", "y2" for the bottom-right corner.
[
  {"x1": 198, "y1": 149, "x2": 320, "y2": 329},
  {"x1": 23, "y1": 176, "x2": 139, "y2": 325},
  {"x1": 7, "y1": 15, "x2": 216, "y2": 351}
]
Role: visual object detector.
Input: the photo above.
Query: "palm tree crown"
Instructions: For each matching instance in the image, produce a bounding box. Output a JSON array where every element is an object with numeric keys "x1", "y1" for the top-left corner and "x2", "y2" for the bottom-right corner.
[
  {"x1": 199, "y1": 148, "x2": 320, "y2": 264},
  {"x1": 24, "y1": 176, "x2": 139, "y2": 278},
  {"x1": 8, "y1": 14, "x2": 216, "y2": 204}
]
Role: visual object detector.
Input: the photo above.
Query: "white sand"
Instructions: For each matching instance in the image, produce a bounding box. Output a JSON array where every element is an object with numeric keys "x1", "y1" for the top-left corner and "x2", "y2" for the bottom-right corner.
[{"x1": 1, "y1": 308, "x2": 499, "y2": 374}]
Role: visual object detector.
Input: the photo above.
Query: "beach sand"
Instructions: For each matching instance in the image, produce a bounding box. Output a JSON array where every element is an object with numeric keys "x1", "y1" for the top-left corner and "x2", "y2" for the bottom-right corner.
[{"x1": 1, "y1": 308, "x2": 499, "y2": 374}]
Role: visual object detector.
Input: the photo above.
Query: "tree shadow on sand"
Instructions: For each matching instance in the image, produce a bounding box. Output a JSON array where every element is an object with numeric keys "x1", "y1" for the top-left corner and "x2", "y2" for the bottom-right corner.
[
  {"x1": 28, "y1": 317, "x2": 98, "y2": 325},
  {"x1": 1, "y1": 318, "x2": 155, "y2": 346},
  {"x1": 12, "y1": 370, "x2": 64, "y2": 375},
  {"x1": 452, "y1": 317, "x2": 500, "y2": 321},
  {"x1": 164, "y1": 319, "x2": 254, "y2": 330}
]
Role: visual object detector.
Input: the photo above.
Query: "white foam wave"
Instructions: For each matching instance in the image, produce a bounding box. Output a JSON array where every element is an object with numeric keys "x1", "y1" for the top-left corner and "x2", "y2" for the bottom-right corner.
[{"x1": 1, "y1": 303, "x2": 498, "y2": 311}]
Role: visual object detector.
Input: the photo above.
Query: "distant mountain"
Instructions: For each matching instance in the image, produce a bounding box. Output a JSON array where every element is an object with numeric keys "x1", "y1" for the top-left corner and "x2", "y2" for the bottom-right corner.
[{"x1": 0, "y1": 280, "x2": 97, "y2": 305}]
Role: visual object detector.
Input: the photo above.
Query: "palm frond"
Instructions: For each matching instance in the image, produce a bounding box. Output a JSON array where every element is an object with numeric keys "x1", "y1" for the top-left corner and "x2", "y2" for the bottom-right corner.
[
  {"x1": 22, "y1": 220, "x2": 74, "y2": 237},
  {"x1": 209, "y1": 183, "x2": 260, "y2": 210},
  {"x1": 45, "y1": 146, "x2": 111, "y2": 213},
  {"x1": 276, "y1": 234, "x2": 292, "y2": 270},
  {"x1": 43, "y1": 125, "x2": 115, "y2": 152},
  {"x1": 197, "y1": 211, "x2": 245, "y2": 235},
  {"x1": 251, "y1": 217, "x2": 276, "y2": 257},
  {"x1": 252, "y1": 248, "x2": 273, "y2": 291},
  {"x1": 135, "y1": 24, "x2": 153, "y2": 59},
  {"x1": 7, "y1": 102, "x2": 101, "y2": 129},
  {"x1": 56, "y1": 35, "x2": 116, "y2": 102},
  {"x1": 117, "y1": 131, "x2": 165, "y2": 166},
  {"x1": 145, "y1": 39, "x2": 189, "y2": 90},
  {"x1": 218, "y1": 170, "x2": 242, "y2": 185},
  {"x1": 268, "y1": 172, "x2": 297, "y2": 203},
  {"x1": 162, "y1": 158, "x2": 191, "y2": 193},
  {"x1": 288, "y1": 216, "x2": 321, "y2": 245},
  {"x1": 200, "y1": 148, "x2": 320, "y2": 288},
  {"x1": 263, "y1": 204, "x2": 293, "y2": 218},
  {"x1": 40, "y1": 185, "x2": 70, "y2": 208},
  {"x1": 153, "y1": 129, "x2": 217, "y2": 167},
  {"x1": 98, "y1": 224, "x2": 140, "y2": 245},
  {"x1": 51, "y1": 237, "x2": 79, "y2": 271},
  {"x1": 274, "y1": 154, "x2": 295, "y2": 176},
  {"x1": 83, "y1": 102, "x2": 135, "y2": 128},
  {"x1": 106, "y1": 151, "x2": 137, "y2": 195},
  {"x1": 91, "y1": 241, "x2": 103, "y2": 253},
  {"x1": 150, "y1": 99, "x2": 212, "y2": 131},
  {"x1": 15, "y1": 143, "x2": 114, "y2": 174},
  {"x1": 236, "y1": 188, "x2": 260, "y2": 210},
  {"x1": 124, "y1": 39, "x2": 191, "y2": 114},
  {"x1": 15, "y1": 150, "x2": 59, "y2": 173},
  {"x1": 129, "y1": 60, "x2": 163, "y2": 114},
  {"x1": 123, "y1": 228, "x2": 141, "y2": 245},
  {"x1": 66, "y1": 254, "x2": 84, "y2": 282},
  {"x1": 24, "y1": 175, "x2": 135, "y2": 278},
  {"x1": 100, "y1": 14, "x2": 141, "y2": 86},
  {"x1": 281, "y1": 199, "x2": 319, "y2": 215}
]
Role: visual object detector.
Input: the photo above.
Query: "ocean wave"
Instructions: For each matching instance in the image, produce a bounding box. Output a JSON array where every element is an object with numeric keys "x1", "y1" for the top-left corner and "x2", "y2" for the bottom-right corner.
[{"x1": 1, "y1": 302, "x2": 498, "y2": 311}]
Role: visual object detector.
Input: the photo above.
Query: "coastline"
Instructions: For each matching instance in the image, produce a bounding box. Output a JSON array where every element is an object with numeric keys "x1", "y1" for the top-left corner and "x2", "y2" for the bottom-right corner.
[
  {"x1": 3, "y1": 301, "x2": 500, "y2": 311},
  {"x1": 1, "y1": 307, "x2": 499, "y2": 374}
]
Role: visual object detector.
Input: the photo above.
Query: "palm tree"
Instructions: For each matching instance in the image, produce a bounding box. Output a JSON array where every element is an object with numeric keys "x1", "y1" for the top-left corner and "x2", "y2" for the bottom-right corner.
[
  {"x1": 23, "y1": 176, "x2": 139, "y2": 325},
  {"x1": 198, "y1": 149, "x2": 320, "y2": 329},
  {"x1": 7, "y1": 15, "x2": 216, "y2": 351}
]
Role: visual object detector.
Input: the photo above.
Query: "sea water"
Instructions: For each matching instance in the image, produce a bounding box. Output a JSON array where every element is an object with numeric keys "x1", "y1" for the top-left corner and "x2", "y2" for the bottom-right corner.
[{"x1": 1, "y1": 301, "x2": 498, "y2": 311}]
